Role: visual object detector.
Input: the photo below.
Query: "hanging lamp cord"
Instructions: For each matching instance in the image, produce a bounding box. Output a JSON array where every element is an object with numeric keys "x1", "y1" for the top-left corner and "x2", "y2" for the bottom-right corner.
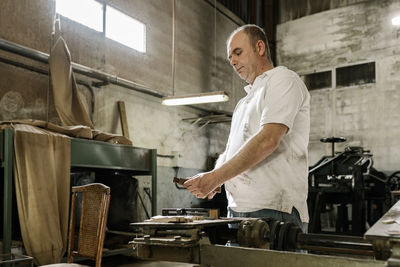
[
  {"x1": 214, "y1": 0, "x2": 217, "y2": 84},
  {"x1": 171, "y1": 0, "x2": 176, "y2": 96}
]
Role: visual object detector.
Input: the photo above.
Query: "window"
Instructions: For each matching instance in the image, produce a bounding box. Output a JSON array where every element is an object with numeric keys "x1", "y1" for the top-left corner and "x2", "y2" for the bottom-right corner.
[
  {"x1": 106, "y1": 6, "x2": 146, "y2": 53},
  {"x1": 55, "y1": 0, "x2": 147, "y2": 53},
  {"x1": 336, "y1": 62, "x2": 375, "y2": 87},
  {"x1": 55, "y1": 0, "x2": 103, "y2": 32},
  {"x1": 302, "y1": 71, "x2": 332, "y2": 91}
]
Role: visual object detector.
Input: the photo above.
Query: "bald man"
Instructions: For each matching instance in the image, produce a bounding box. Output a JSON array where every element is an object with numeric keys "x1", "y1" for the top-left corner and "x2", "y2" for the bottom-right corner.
[{"x1": 184, "y1": 24, "x2": 310, "y2": 230}]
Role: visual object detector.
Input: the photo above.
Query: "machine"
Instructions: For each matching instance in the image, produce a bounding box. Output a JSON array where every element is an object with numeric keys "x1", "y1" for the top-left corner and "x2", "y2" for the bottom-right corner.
[
  {"x1": 308, "y1": 137, "x2": 391, "y2": 235},
  {"x1": 128, "y1": 137, "x2": 400, "y2": 266},
  {"x1": 129, "y1": 202, "x2": 400, "y2": 267}
]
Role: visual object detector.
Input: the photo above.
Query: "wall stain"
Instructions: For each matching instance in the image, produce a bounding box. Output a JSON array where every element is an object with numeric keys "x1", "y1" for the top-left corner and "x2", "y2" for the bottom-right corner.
[{"x1": 0, "y1": 90, "x2": 23, "y2": 113}]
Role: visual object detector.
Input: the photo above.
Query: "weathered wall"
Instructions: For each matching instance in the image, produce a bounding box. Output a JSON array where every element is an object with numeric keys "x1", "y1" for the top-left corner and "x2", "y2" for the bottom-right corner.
[
  {"x1": 278, "y1": 0, "x2": 369, "y2": 24},
  {"x1": 277, "y1": 0, "x2": 400, "y2": 172},
  {"x1": 0, "y1": 0, "x2": 245, "y2": 214}
]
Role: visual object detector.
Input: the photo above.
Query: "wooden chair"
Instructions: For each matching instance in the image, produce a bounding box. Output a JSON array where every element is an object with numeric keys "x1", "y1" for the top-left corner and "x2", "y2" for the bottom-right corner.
[{"x1": 41, "y1": 183, "x2": 111, "y2": 267}]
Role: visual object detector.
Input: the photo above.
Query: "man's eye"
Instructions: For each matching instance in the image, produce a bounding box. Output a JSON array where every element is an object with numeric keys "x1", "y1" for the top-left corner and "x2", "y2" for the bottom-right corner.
[{"x1": 236, "y1": 51, "x2": 241, "y2": 56}]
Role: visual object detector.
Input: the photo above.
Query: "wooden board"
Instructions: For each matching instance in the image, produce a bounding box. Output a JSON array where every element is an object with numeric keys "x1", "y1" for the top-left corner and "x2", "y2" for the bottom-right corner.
[{"x1": 118, "y1": 101, "x2": 130, "y2": 139}]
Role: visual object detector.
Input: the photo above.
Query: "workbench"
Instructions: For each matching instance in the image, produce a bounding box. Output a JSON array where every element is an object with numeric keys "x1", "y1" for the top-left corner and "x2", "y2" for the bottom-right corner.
[{"x1": 0, "y1": 128, "x2": 157, "y2": 256}]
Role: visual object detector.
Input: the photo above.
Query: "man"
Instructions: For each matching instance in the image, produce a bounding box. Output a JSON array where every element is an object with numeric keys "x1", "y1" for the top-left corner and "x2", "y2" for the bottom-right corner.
[{"x1": 184, "y1": 24, "x2": 310, "y2": 229}]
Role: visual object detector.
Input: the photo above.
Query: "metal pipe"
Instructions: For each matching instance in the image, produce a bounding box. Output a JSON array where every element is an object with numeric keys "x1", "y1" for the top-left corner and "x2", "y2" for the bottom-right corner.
[
  {"x1": 0, "y1": 38, "x2": 226, "y2": 115},
  {"x1": 0, "y1": 56, "x2": 48, "y2": 75},
  {"x1": 256, "y1": 0, "x2": 263, "y2": 26},
  {"x1": 298, "y1": 233, "x2": 373, "y2": 246},
  {"x1": 297, "y1": 233, "x2": 375, "y2": 256},
  {"x1": 298, "y1": 245, "x2": 375, "y2": 257},
  {"x1": 0, "y1": 38, "x2": 164, "y2": 98},
  {"x1": 203, "y1": 0, "x2": 244, "y2": 26},
  {"x1": 3, "y1": 129, "x2": 14, "y2": 255},
  {"x1": 0, "y1": 38, "x2": 49, "y2": 63},
  {"x1": 0, "y1": 56, "x2": 95, "y2": 119},
  {"x1": 151, "y1": 149, "x2": 157, "y2": 216}
]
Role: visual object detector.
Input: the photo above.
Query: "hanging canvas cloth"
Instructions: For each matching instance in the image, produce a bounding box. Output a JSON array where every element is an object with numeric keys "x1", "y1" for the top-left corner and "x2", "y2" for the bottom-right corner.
[{"x1": 49, "y1": 36, "x2": 94, "y2": 128}]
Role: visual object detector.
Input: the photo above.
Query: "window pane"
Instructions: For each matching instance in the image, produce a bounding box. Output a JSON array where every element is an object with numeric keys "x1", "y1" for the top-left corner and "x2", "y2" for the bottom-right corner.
[
  {"x1": 55, "y1": 0, "x2": 103, "y2": 32},
  {"x1": 106, "y1": 6, "x2": 146, "y2": 53},
  {"x1": 302, "y1": 71, "x2": 332, "y2": 91},
  {"x1": 336, "y1": 62, "x2": 375, "y2": 87}
]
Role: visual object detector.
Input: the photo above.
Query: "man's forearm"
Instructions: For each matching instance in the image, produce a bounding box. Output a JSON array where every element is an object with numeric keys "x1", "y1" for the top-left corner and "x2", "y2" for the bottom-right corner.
[
  {"x1": 183, "y1": 123, "x2": 288, "y2": 198},
  {"x1": 214, "y1": 151, "x2": 227, "y2": 169},
  {"x1": 212, "y1": 123, "x2": 287, "y2": 185}
]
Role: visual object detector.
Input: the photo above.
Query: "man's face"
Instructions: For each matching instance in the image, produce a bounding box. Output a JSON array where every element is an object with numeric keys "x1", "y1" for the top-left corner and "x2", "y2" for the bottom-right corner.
[{"x1": 227, "y1": 31, "x2": 258, "y2": 84}]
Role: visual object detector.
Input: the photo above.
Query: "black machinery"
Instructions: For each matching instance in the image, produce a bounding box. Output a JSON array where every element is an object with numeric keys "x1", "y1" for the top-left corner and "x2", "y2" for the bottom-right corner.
[{"x1": 308, "y1": 137, "x2": 391, "y2": 235}]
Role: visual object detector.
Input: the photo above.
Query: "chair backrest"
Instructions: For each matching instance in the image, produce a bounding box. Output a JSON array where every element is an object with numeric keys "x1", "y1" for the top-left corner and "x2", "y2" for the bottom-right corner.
[{"x1": 67, "y1": 183, "x2": 110, "y2": 267}]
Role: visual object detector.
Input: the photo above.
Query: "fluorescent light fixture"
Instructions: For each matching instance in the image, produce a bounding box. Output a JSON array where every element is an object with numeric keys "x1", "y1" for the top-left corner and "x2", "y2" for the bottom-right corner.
[
  {"x1": 161, "y1": 91, "x2": 229, "y2": 106},
  {"x1": 392, "y1": 16, "x2": 400, "y2": 26}
]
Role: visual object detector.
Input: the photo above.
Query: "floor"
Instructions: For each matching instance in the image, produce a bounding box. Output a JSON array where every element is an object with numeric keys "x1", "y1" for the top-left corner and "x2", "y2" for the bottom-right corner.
[{"x1": 86, "y1": 255, "x2": 197, "y2": 267}]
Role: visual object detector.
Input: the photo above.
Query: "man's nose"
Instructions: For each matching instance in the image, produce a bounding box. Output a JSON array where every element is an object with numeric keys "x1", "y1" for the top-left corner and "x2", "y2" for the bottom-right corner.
[{"x1": 229, "y1": 58, "x2": 236, "y2": 66}]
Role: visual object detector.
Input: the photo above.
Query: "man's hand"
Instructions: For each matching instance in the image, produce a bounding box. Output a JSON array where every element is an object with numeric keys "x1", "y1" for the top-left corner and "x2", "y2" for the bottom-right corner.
[
  {"x1": 184, "y1": 124, "x2": 287, "y2": 200},
  {"x1": 184, "y1": 172, "x2": 221, "y2": 199},
  {"x1": 205, "y1": 188, "x2": 219, "y2": 200}
]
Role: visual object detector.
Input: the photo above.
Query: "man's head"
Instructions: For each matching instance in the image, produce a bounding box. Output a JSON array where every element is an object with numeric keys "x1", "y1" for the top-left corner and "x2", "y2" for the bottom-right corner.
[{"x1": 227, "y1": 24, "x2": 273, "y2": 84}]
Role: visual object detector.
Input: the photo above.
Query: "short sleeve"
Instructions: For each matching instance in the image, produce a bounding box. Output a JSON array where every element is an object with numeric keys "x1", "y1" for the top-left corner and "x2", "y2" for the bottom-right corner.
[{"x1": 260, "y1": 74, "x2": 305, "y2": 134}]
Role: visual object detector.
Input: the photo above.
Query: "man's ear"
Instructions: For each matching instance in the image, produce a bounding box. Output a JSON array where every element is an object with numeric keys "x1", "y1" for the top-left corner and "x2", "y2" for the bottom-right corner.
[{"x1": 256, "y1": 40, "x2": 266, "y2": 56}]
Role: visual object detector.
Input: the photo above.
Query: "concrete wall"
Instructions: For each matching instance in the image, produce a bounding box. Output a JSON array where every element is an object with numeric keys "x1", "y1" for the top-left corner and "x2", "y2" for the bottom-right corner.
[
  {"x1": 278, "y1": 0, "x2": 368, "y2": 23},
  {"x1": 0, "y1": 0, "x2": 246, "y2": 214},
  {"x1": 277, "y1": 0, "x2": 400, "y2": 172}
]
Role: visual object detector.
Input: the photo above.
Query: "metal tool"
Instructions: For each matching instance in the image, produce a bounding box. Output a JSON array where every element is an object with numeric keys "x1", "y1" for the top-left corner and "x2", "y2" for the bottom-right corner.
[{"x1": 173, "y1": 177, "x2": 221, "y2": 193}]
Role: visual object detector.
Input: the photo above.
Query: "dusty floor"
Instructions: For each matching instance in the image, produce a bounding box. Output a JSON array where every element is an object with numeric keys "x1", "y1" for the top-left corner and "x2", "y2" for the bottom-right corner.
[{"x1": 86, "y1": 255, "x2": 197, "y2": 267}]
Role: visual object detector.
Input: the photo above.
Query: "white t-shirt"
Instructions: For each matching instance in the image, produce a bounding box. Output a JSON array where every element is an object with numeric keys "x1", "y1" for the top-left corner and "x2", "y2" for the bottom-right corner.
[{"x1": 222, "y1": 66, "x2": 310, "y2": 223}]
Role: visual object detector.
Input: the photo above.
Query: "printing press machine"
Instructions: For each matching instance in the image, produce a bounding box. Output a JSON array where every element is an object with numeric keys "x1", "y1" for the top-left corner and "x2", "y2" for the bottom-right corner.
[
  {"x1": 308, "y1": 137, "x2": 392, "y2": 235},
  {"x1": 129, "y1": 138, "x2": 400, "y2": 267},
  {"x1": 129, "y1": 202, "x2": 400, "y2": 267}
]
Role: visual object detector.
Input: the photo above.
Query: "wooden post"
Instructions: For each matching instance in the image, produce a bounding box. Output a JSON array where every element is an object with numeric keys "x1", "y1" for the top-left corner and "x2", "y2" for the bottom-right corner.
[{"x1": 117, "y1": 101, "x2": 130, "y2": 139}]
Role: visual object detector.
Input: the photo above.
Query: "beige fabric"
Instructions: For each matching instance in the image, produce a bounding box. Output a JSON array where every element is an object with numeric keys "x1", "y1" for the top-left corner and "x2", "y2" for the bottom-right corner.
[
  {"x1": 11, "y1": 124, "x2": 71, "y2": 265},
  {"x1": 49, "y1": 36, "x2": 94, "y2": 129},
  {"x1": 0, "y1": 120, "x2": 132, "y2": 145},
  {"x1": 92, "y1": 129, "x2": 132, "y2": 145},
  {"x1": 1, "y1": 120, "x2": 93, "y2": 139},
  {"x1": 0, "y1": 120, "x2": 131, "y2": 263}
]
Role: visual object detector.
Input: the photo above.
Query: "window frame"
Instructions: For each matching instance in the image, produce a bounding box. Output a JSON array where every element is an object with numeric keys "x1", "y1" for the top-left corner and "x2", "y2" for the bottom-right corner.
[
  {"x1": 300, "y1": 60, "x2": 376, "y2": 92},
  {"x1": 105, "y1": 4, "x2": 147, "y2": 53},
  {"x1": 55, "y1": 0, "x2": 147, "y2": 53},
  {"x1": 55, "y1": 0, "x2": 105, "y2": 33}
]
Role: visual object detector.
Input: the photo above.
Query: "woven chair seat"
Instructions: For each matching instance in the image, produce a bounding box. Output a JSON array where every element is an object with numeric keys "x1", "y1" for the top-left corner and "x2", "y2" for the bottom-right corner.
[{"x1": 41, "y1": 264, "x2": 89, "y2": 267}]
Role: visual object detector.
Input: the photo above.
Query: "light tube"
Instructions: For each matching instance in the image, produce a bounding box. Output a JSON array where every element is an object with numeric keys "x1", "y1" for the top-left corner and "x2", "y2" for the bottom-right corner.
[{"x1": 162, "y1": 91, "x2": 229, "y2": 106}]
